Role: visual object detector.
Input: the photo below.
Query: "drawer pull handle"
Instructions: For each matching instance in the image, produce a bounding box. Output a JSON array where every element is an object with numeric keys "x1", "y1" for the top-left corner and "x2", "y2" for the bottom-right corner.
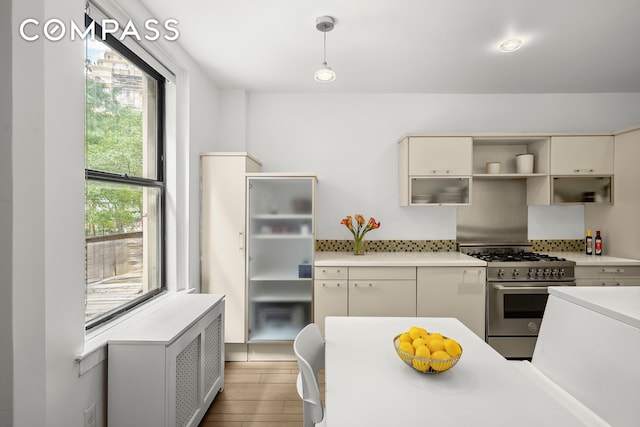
[
  {"x1": 600, "y1": 268, "x2": 624, "y2": 273},
  {"x1": 322, "y1": 282, "x2": 342, "y2": 287}
]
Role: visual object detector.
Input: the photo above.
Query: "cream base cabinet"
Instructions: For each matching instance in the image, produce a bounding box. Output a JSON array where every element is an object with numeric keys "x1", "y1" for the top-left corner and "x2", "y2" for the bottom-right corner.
[
  {"x1": 575, "y1": 266, "x2": 640, "y2": 286},
  {"x1": 417, "y1": 267, "x2": 485, "y2": 338},
  {"x1": 108, "y1": 294, "x2": 225, "y2": 427},
  {"x1": 313, "y1": 267, "x2": 348, "y2": 336},
  {"x1": 200, "y1": 153, "x2": 261, "y2": 343},
  {"x1": 348, "y1": 267, "x2": 417, "y2": 317}
]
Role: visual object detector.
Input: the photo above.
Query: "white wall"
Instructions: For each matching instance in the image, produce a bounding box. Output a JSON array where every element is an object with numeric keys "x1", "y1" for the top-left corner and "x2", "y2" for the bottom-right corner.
[
  {"x1": 0, "y1": 0, "x2": 13, "y2": 424},
  {"x1": 244, "y1": 93, "x2": 640, "y2": 240},
  {"x1": 8, "y1": 0, "x2": 222, "y2": 426},
  {"x1": 12, "y1": 0, "x2": 85, "y2": 426}
]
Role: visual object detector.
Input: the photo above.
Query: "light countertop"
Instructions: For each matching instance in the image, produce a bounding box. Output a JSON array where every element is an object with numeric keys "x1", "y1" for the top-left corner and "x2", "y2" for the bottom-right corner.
[
  {"x1": 548, "y1": 286, "x2": 640, "y2": 329},
  {"x1": 314, "y1": 251, "x2": 486, "y2": 267},
  {"x1": 325, "y1": 316, "x2": 605, "y2": 427},
  {"x1": 546, "y1": 252, "x2": 640, "y2": 266},
  {"x1": 315, "y1": 250, "x2": 640, "y2": 267}
]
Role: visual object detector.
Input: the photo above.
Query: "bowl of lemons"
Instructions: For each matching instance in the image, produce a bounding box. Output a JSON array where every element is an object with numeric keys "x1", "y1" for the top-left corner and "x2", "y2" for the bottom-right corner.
[{"x1": 394, "y1": 326, "x2": 462, "y2": 373}]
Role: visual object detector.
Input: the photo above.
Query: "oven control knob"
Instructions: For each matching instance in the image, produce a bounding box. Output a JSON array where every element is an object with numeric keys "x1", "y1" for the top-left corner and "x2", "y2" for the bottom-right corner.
[
  {"x1": 512, "y1": 269, "x2": 519, "y2": 277},
  {"x1": 497, "y1": 268, "x2": 505, "y2": 277},
  {"x1": 536, "y1": 268, "x2": 544, "y2": 277},
  {"x1": 552, "y1": 269, "x2": 559, "y2": 277},
  {"x1": 528, "y1": 322, "x2": 538, "y2": 332},
  {"x1": 559, "y1": 269, "x2": 565, "y2": 277},
  {"x1": 528, "y1": 268, "x2": 536, "y2": 277},
  {"x1": 544, "y1": 268, "x2": 551, "y2": 277}
]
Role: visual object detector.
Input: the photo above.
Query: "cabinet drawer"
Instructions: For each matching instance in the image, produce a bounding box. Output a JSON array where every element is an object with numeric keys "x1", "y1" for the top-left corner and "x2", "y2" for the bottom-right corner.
[
  {"x1": 576, "y1": 278, "x2": 640, "y2": 287},
  {"x1": 315, "y1": 266, "x2": 348, "y2": 280},
  {"x1": 348, "y1": 280, "x2": 416, "y2": 317},
  {"x1": 349, "y1": 266, "x2": 416, "y2": 280},
  {"x1": 575, "y1": 266, "x2": 640, "y2": 279}
]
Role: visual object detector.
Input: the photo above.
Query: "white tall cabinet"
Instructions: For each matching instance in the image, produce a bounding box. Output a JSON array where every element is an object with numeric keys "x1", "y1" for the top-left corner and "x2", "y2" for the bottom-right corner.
[{"x1": 200, "y1": 153, "x2": 262, "y2": 344}]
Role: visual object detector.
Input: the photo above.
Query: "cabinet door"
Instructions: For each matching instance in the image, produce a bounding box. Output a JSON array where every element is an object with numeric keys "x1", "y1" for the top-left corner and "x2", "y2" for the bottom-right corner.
[
  {"x1": 246, "y1": 176, "x2": 315, "y2": 342},
  {"x1": 348, "y1": 280, "x2": 416, "y2": 317},
  {"x1": 201, "y1": 154, "x2": 261, "y2": 343},
  {"x1": 408, "y1": 137, "x2": 473, "y2": 176},
  {"x1": 550, "y1": 136, "x2": 614, "y2": 175},
  {"x1": 417, "y1": 267, "x2": 485, "y2": 338},
  {"x1": 313, "y1": 280, "x2": 348, "y2": 336}
]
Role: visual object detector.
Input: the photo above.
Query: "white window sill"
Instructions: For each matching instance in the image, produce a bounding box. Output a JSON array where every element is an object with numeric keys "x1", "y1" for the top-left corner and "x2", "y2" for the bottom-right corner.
[{"x1": 75, "y1": 288, "x2": 195, "y2": 375}]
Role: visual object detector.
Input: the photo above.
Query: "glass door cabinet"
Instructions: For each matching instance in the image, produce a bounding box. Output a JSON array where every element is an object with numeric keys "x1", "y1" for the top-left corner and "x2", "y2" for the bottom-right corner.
[{"x1": 246, "y1": 174, "x2": 316, "y2": 342}]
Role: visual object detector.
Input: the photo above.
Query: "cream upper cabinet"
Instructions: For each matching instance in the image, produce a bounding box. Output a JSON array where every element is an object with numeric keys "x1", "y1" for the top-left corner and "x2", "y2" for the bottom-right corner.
[
  {"x1": 398, "y1": 136, "x2": 472, "y2": 206},
  {"x1": 406, "y1": 136, "x2": 473, "y2": 175},
  {"x1": 550, "y1": 136, "x2": 614, "y2": 175},
  {"x1": 417, "y1": 267, "x2": 485, "y2": 339}
]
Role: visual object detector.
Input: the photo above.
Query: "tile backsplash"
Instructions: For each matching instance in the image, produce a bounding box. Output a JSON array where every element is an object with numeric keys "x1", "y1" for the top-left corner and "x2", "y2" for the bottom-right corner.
[{"x1": 316, "y1": 239, "x2": 583, "y2": 252}]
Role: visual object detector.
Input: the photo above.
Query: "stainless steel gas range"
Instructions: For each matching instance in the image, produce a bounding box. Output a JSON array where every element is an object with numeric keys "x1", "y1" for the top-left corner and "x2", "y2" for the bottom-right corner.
[{"x1": 460, "y1": 244, "x2": 576, "y2": 359}]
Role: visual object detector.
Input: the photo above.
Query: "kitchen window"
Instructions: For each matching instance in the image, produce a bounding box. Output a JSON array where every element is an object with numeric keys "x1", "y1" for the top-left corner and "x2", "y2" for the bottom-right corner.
[{"x1": 84, "y1": 15, "x2": 165, "y2": 329}]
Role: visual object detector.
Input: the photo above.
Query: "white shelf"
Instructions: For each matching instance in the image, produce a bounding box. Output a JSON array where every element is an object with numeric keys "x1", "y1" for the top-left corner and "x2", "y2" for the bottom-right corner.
[
  {"x1": 252, "y1": 233, "x2": 313, "y2": 239},
  {"x1": 473, "y1": 173, "x2": 547, "y2": 179},
  {"x1": 250, "y1": 276, "x2": 311, "y2": 282},
  {"x1": 252, "y1": 214, "x2": 312, "y2": 220},
  {"x1": 250, "y1": 294, "x2": 312, "y2": 303},
  {"x1": 249, "y1": 324, "x2": 304, "y2": 342}
]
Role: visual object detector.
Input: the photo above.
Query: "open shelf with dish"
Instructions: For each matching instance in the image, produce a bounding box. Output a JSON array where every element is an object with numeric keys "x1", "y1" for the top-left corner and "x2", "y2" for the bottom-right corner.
[{"x1": 472, "y1": 136, "x2": 550, "y2": 176}]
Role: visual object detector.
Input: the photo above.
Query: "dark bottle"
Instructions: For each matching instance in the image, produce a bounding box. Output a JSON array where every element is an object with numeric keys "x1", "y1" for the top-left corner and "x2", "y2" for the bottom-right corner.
[
  {"x1": 595, "y1": 230, "x2": 603, "y2": 255},
  {"x1": 585, "y1": 230, "x2": 593, "y2": 255}
]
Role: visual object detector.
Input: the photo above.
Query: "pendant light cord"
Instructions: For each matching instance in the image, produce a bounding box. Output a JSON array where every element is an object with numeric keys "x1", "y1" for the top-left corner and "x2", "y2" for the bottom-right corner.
[{"x1": 323, "y1": 31, "x2": 327, "y2": 65}]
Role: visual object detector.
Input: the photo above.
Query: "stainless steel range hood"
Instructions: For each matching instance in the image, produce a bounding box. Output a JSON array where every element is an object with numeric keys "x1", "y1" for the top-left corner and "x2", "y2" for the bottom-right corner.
[{"x1": 456, "y1": 179, "x2": 528, "y2": 245}]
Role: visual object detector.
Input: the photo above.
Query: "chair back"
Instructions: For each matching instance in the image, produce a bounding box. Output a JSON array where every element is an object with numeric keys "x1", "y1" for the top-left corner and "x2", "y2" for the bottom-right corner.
[{"x1": 294, "y1": 323, "x2": 325, "y2": 426}]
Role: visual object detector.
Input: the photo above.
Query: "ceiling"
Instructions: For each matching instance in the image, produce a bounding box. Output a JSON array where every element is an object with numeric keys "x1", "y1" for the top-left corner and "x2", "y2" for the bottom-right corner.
[{"x1": 140, "y1": 0, "x2": 640, "y2": 94}]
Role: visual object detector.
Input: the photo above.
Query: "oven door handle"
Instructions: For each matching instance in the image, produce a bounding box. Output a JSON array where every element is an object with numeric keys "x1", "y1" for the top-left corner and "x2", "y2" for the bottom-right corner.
[{"x1": 492, "y1": 284, "x2": 555, "y2": 294}]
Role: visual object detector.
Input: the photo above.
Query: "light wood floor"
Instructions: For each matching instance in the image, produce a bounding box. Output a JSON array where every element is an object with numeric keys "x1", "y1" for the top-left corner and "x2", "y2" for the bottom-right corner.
[{"x1": 198, "y1": 361, "x2": 325, "y2": 427}]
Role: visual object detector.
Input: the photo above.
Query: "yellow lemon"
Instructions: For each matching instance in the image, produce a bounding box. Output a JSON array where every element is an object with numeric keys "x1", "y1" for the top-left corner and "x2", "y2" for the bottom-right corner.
[
  {"x1": 430, "y1": 350, "x2": 455, "y2": 372},
  {"x1": 429, "y1": 332, "x2": 444, "y2": 341},
  {"x1": 408, "y1": 326, "x2": 428, "y2": 340},
  {"x1": 397, "y1": 341, "x2": 415, "y2": 360},
  {"x1": 444, "y1": 338, "x2": 462, "y2": 358},
  {"x1": 412, "y1": 345, "x2": 431, "y2": 372},
  {"x1": 412, "y1": 338, "x2": 427, "y2": 349},
  {"x1": 398, "y1": 333, "x2": 413, "y2": 344},
  {"x1": 427, "y1": 339, "x2": 445, "y2": 353}
]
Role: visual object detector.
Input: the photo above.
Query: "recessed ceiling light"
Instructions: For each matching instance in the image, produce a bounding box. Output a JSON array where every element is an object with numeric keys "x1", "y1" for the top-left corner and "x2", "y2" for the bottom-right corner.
[{"x1": 499, "y1": 38, "x2": 523, "y2": 53}]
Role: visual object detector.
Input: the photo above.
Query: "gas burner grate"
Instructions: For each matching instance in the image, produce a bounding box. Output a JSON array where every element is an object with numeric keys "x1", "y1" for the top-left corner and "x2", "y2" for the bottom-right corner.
[{"x1": 469, "y1": 251, "x2": 568, "y2": 263}]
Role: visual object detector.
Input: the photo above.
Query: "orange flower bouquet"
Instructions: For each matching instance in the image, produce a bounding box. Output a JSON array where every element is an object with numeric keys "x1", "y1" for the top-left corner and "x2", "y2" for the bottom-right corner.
[{"x1": 340, "y1": 214, "x2": 381, "y2": 255}]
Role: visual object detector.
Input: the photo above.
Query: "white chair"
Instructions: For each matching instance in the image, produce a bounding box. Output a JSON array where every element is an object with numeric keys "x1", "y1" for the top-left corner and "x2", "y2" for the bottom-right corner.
[{"x1": 294, "y1": 323, "x2": 326, "y2": 427}]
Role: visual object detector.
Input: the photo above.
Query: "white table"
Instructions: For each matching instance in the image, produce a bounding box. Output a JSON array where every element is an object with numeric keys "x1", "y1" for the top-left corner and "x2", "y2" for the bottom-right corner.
[
  {"x1": 324, "y1": 316, "x2": 606, "y2": 427},
  {"x1": 532, "y1": 287, "x2": 640, "y2": 427}
]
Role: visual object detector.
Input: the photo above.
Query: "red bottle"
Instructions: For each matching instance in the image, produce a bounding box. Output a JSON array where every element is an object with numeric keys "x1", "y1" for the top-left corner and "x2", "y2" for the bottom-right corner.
[{"x1": 594, "y1": 230, "x2": 602, "y2": 255}]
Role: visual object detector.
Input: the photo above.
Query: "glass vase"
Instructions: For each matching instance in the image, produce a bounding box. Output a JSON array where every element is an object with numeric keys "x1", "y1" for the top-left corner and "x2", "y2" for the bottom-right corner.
[{"x1": 353, "y1": 236, "x2": 365, "y2": 255}]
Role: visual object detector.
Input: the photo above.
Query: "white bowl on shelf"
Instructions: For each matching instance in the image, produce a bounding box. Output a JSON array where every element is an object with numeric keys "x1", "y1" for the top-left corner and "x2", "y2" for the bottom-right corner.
[
  {"x1": 486, "y1": 162, "x2": 501, "y2": 174},
  {"x1": 516, "y1": 153, "x2": 534, "y2": 174}
]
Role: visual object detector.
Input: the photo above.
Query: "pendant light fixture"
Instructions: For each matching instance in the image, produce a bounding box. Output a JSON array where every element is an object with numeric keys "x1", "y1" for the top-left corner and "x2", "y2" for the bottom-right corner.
[{"x1": 314, "y1": 16, "x2": 336, "y2": 82}]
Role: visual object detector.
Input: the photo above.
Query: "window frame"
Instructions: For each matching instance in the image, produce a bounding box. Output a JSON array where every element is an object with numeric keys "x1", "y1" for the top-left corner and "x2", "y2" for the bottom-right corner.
[{"x1": 84, "y1": 14, "x2": 167, "y2": 330}]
